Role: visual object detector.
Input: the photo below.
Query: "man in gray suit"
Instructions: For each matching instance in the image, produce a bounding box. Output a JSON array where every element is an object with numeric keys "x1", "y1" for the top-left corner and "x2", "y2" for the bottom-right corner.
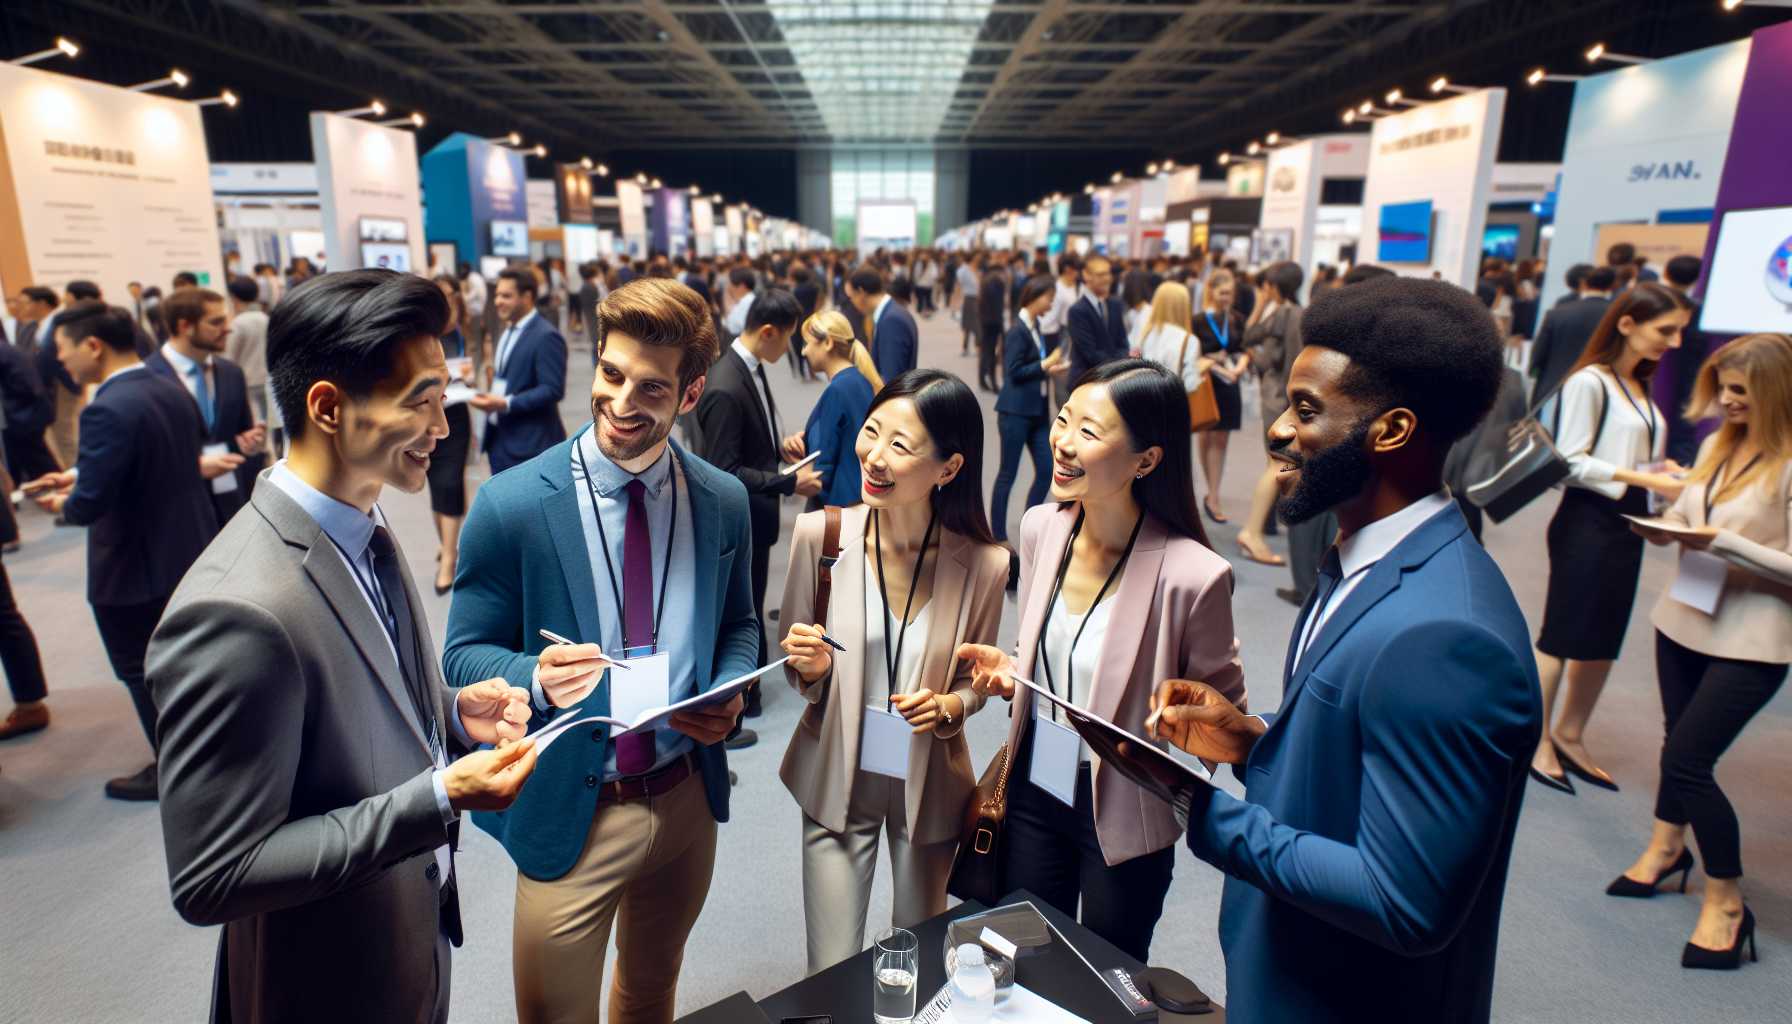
[{"x1": 149, "y1": 270, "x2": 541, "y2": 1024}]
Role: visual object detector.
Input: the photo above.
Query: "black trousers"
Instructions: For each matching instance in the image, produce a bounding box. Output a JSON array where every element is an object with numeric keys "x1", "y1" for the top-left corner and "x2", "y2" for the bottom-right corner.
[
  {"x1": 1003, "y1": 750, "x2": 1176, "y2": 963},
  {"x1": 751, "y1": 539, "x2": 772, "y2": 665},
  {"x1": 915, "y1": 285, "x2": 934, "y2": 314},
  {"x1": 991, "y1": 412, "x2": 1050, "y2": 542},
  {"x1": 4, "y1": 427, "x2": 61, "y2": 482},
  {"x1": 0, "y1": 558, "x2": 47, "y2": 703},
  {"x1": 91, "y1": 596, "x2": 170, "y2": 751},
  {"x1": 978, "y1": 322, "x2": 1002, "y2": 390},
  {"x1": 1653, "y1": 631, "x2": 1787, "y2": 879}
]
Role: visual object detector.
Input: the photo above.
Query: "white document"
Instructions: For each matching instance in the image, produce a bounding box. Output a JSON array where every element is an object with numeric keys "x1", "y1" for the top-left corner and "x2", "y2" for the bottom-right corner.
[
  {"x1": 443, "y1": 380, "x2": 477, "y2": 407},
  {"x1": 859, "y1": 704, "x2": 912, "y2": 779},
  {"x1": 609, "y1": 651, "x2": 674, "y2": 728},
  {"x1": 1621, "y1": 514, "x2": 1710, "y2": 539},
  {"x1": 1670, "y1": 550, "x2": 1728, "y2": 616},
  {"x1": 487, "y1": 376, "x2": 509, "y2": 423},
  {"x1": 1029, "y1": 709, "x2": 1082, "y2": 807},
  {"x1": 530, "y1": 657, "x2": 789, "y2": 753},
  {"x1": 780, "y1": 449, "x2": 822, "y2": 475},
  {"x1": 202, "y1": 443, "x2": 238, "y2": 494},
  {"x1": 915, "y1": 982, "x2": 1091, "y2": 1024}
]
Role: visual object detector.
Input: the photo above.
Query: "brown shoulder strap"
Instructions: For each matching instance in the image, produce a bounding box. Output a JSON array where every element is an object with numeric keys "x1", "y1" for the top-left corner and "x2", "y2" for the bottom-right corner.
[{"x1": 813, "y1": 505, "x2": 842, "y2": 628}]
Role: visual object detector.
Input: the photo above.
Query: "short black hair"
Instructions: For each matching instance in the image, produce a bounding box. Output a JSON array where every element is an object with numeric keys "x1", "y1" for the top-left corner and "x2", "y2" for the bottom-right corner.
[
  {"x1": 1665, "y1": 255, "x2": 1702, "y2": 289},
  {"x1": 1018, "y1": 274, "x2": 1055, "y2": 309},
  {"x1": 1263, "y1": 261, "x2": 1304, "y2": 304},
  {"x1": 744, "y1": 288, "x2": 802, "y2": 334},
  {"x1": 172, "y1": 271, "x2": 199, "y2": 289},
  {"x1": 1300, "y1": 276, "x2": 1505, "y2": 447},
  {"x1": 728, "y1": 267, "x2": 757, "y2": 290},
  {"x1": 1341, "y1": 264, "x2": 1395, "y2": 286},
  {"x1": 1606, "y1": 242, "x2": 1636, "y2": 267},
  {"x1": 1585, "y1": 266, "x2": 1617, "y2": 292},
  {"x1": 887, "y1": 276, "x2": 913, "y2": 303},
  {"x1": 849, "y1": 266, "x2": 885, "y2": 296},
  {"x1": 55, "y1": 302, "x2": 136, "y2": 353},
  {"x1": 496, "y1": 267, "x2": 537, "y2": 299},
  {"x1": 1564, "y1": 263, "x2": 1593, "y2": 290},
  {"x1": 20, "y1": 286, "x2": 56, "y2": 307},
  {"x1": 66, "y1": 280, "x2": 100, "y2": 301},
  {"x1": 226, "y1": 274, "x2": 260, "y2": 304},
  {"x1": 267, "y1": 270, "x2": 450, "y2": 441}
]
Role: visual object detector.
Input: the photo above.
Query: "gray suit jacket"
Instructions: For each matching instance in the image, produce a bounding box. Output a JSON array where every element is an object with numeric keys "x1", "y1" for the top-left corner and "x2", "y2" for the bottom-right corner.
[
  {"x1": 149, "y1": 475, "x2": 467, "y2": 1024},
  {"x1": 1245, "y1": 303, "x2": 1303, "y2": 428}
]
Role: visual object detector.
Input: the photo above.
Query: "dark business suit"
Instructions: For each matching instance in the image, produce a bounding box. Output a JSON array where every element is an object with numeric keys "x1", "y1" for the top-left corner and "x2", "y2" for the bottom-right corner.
[
  {"x1": 1528, "y1": 295, "x2": 1610, "y2": 400},
  {"x1": 0, "y1": 339, "x2": 60, "y2": 481},
  {"x1": 144, "y1": 350, "x2": 260, "y2": 525},
  {"x1": 484, "y1": 313, "x2": 568, "y2": 475},
  {"x1": 991, "y1": 317, "x2": 1052, "y2": 542},
  {"x1": 690, "y1": 346, "x2": 794, "y2": 661},
  {"x1": 1064, "y1": 293, "x2": 1129, "y2": 385},
  {"x1": 1186, "y1": 503, "x2": 1541, "y2": 1024},
  {"x1": 977, "y1": 272, "x2": 1007, "y2": 390},
  {"x1": 869, "y1": 299, "x2": 919, "y2": 385},
  {"x1": 61, "y1": 367, "x2": 217, "y2": 746}
]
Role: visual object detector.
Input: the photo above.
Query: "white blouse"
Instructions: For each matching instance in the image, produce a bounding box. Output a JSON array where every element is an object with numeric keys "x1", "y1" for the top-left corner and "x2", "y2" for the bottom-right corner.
[
  {"x1": 1555, "y1": 365, "x2": 1666, "y2": 501},
  {"x1": 1032, "y1": 594, "x2": 1114, "y2": 762},
  {"x1": 1139, "y1": 324, "x2": 1204, "y2": 393},
  {"x1": 863, "y1": 555, "x2": 934, "y2": 703}
]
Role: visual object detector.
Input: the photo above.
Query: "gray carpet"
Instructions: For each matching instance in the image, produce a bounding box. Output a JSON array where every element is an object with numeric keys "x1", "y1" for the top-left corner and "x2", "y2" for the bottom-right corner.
[{"x1": 1, "y1": 307, "x2": 1787, "y2": 1022}]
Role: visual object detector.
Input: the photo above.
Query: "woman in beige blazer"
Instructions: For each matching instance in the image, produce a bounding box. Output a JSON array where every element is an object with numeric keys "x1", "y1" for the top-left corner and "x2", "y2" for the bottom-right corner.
[
  {"x1": 959, "y1": 359, "x2": 1246, "y2": 962},
  {"x1": 778, "y1": 369, "x2": 1009, "y2": 975},
  {"x1": 1617, "y1": 332, "x2": 1792, "y2": 970}
]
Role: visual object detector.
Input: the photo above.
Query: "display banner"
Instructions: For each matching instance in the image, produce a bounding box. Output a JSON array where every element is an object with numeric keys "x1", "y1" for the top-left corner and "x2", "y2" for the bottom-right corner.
[
  {"x1": 1359, "y1": 88, "x2": 1505, "y2": 287},
  {"x1": 724, "y1": 204, "x2": 745, "y2": 254},
  {"x1": 309, "y1": 112, "x2": 424, "y2": 274},
  {"x1": 525, "y1": 180, "x2": 557, "y2": 230},
  {"x1": 650, "y1": 187, "x2": 689, "y2": 257},
  {"x1": 0, "y1": 62, "x2": 223, "y2": 299},
  {"x1": 1261, "y1": 136, "x2": 1366, "y2": 277},
  {"x1": 615, "y1": 180, "x2": 647, "y2": 257},
  {"x1": 692, "y1": 198, "x2": 715, "y2": 257},
  {"x1": 1539, "y1": 40, "x2": 1749, "y2": 312},
  {"x1": 420, "y1": 132, "x2": 526, "y2": 267},
  {"x1": 556, "y1": 163, "x2": 593, "y2": 224},
  {"x1": 211, "y1": 162, "x2": 318, "y2": 195}
]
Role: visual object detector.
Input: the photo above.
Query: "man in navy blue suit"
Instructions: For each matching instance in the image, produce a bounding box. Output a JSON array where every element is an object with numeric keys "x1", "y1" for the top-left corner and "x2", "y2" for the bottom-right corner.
[
  {"x1": 142, "y1": 287, "x2": 266, "y2": 525},
  {"x1": 1063, "y1": 255, "x2": 1128, "y2": 384},
  {"x1": 471, "y1": 268, "x2": 567, "y2": 475},
  {"x1": 1150, "y1": 277, "x2": 1541, "y2": 1024},
  {"x1": 24, "y1": 302, "x2": 217, "y2": 801},
  {"x1": 848, "y1": 266, "x2": 917, "y2": 384}
]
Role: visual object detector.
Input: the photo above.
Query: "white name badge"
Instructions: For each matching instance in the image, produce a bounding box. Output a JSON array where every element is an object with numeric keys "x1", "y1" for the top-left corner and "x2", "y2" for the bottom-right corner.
[
  {"x1": 202, "y1": 443, "x2": 238, "y2": 494},
  {"x1": 1669, "y1": 550, "x2": 1727, "y2": 617},
  {"x1": 608, "y1": 651, "x2": 671, "y2": 729},
  {"x1": 1030, "y1": 711, "x2": 1081, "y2": 807},
  {"x1": 488, "y1": 377, "x2": 509, "y2": 422},
  {"x1": 859, "y1": 704, "x2": 912, "y2": 780}
]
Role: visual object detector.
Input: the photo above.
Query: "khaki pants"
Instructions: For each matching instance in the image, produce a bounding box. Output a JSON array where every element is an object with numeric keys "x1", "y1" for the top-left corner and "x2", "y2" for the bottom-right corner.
[
  {"x1": 800, "y1": 772, "x2": 957, "y2": 976},
  {"x1": 46, "y1": 386, "x2": 82, "y2": 469},
  {"x1": 512, "y1": 771, "x2": 717, "y2": 1024}
]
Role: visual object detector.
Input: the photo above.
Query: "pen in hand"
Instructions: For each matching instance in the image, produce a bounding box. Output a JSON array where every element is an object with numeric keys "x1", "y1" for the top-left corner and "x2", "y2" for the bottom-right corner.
[
  {"x1": 537, "y1": 628, "x2": 631, "y2": 670},
  {"x1": 819, "y1": 632, "x2": 847, "y2": 653}
]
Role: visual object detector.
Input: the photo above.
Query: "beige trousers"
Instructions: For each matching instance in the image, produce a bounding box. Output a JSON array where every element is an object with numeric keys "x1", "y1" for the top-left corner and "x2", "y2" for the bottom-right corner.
[
  {"x1": 46, "y1": 386, "x2": 82, "y2": 469},
  {"x1": 800, "y1": 771, "x2": 957, "y2": 976},
  {"x1": 512, "y1": 772, "x2": 717, "y2": 1024}
]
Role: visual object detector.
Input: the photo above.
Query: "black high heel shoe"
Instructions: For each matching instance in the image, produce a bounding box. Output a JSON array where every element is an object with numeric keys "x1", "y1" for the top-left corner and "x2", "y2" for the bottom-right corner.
[
  {"x1": 1683, "y1": 906, "x2": 1758, "y2": 970},
  {"x1": 1553, "y1": 740, "x2": 1619, "y2": 792},
  {"x1": 1606, "y1": 849, "x2": 1694, "y2": 898},
  {"x1": 1529, "y1": 765, "x2": 1575, "y2": 795},
  {"x1": 1203, "y1": 498, "x2": 1229, "y2": 524}
]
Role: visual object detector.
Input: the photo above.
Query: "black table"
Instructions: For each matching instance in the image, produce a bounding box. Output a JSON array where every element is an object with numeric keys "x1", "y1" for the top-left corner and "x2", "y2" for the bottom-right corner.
[{"x1": 679, "y1": 889, "x2": 1224, "y2": 1023}]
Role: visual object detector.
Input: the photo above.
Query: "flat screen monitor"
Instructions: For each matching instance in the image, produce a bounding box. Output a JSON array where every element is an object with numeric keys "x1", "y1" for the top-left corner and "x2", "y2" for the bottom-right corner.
[
  {"x1": 360, "y1": 242, "x2": 410, "y2": 273},
  {"x1": 479, "y1": 255, "x2": 511, "y2": 280},
  {"x1": 1482, "y1": 224, "x2": 1520, "y2": 262},
  {"x1": 490, "y1": 219, "x2": 529, "y2": 257},
  {"x1": 1700, "y1": 206, "x2": 1792, "y2": 336},
  {"x1": 1377, "y1": 200, "x2": 1434, "y2": 263},
  {"x1": 1252, "y1": 228, "x2": 1293, "y2": 266},
  {"x1": 359, "y1": 216, "x2": 408, "y2": 242}
]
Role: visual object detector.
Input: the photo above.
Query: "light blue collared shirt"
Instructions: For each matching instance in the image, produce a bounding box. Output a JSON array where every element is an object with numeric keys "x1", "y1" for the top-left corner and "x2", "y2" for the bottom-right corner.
[
  {"x1": 265, "y1": 462, "x2": 463, "y2": 883},
  {"x1": 564, "y1": 427, "x2": 698, "y2": 781}
]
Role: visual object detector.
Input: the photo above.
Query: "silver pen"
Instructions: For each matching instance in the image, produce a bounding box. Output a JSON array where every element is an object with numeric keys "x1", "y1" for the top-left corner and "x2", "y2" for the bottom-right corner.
[{"x1": 537, "y1": 628, "x2": 631, "y2": 670}]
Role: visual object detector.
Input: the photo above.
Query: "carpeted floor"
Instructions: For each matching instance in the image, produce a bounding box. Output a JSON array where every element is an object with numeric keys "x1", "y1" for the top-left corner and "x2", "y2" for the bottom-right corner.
[{"x1": 0, "y1": 305, "x2": 1786, "y2": 1022}]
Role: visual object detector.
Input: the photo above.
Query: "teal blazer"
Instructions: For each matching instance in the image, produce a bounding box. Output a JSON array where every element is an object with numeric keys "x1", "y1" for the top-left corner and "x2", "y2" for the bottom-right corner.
[{"x1": 443, "y1": 429, "x2": 759, "y2": 881}]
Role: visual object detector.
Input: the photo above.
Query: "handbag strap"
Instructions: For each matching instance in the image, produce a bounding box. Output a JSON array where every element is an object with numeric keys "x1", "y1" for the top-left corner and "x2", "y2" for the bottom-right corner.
[
  {"x1": 1545, "y1": 368, "x2": 1610, "y2": 459},
  {"x1": 813, "y1": 505, "x2": 842, "y2": 628}
]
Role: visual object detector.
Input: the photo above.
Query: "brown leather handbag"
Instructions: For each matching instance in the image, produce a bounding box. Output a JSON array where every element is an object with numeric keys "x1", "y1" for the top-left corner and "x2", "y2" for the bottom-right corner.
[
  {"x1": 1178, "y1": 330, "x2": 1222, "y2": 433},
  {"x1": 947, "y1": 742, "x2": 1014, "y2": 904}
]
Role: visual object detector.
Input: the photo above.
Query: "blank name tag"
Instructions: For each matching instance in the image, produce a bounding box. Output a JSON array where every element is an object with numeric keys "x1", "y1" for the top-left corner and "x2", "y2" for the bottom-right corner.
[
  {"x1": 202, "y1": 443, "x2": 237, "y2": 494},
  {"x1": 489, "y1": 377, "x2": 509, "y2": 421},
  {"x1": 609, "y1": 651, "x2": 671, "y2": 731},
  {"x1": 859, "y1": 705, "x2": 911, "y2": 780},
  {"x1": 1669, "y1": 550, "x2": 1727, "y2": 616},
  {"x1": 1030, "y1": 713, "x2": 1081, "y2": 807}
]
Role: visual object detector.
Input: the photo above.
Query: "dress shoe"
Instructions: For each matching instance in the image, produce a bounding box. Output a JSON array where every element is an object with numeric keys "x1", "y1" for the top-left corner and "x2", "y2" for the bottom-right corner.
[
  {"x1": 0, "y1": 702, "x2": 49, "y2": 740},
  {"x1": 1606, "y1": 848, "x2": 1694, "y2": 898},
  {"x1": 1528, "y1": 766, "x2": 1575, "y2": 795},
  {"x1": 1553, "y1": 739, "x2": 1619, "y2": 791},
  {"x1": 725, "y1": 728, "x2": 759, "y2": 751},
  {"x1": 743, "y1": 683, "x2": 763, "y2": 718},
  {"x1": 104, "y1": 762, "x2": 158, "y2": 801},
  {"x1": 1683, "y1": 906, "x2": 1757, "y2": 970},
  {"x1": 1275, "y1": 587, "x2": 1306, "y2": 608}
]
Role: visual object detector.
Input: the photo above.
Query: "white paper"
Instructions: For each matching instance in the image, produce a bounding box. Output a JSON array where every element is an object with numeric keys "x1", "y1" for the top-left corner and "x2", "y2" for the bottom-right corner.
[
  {"x1": 609, "y1": 651, "x2": 673, "y2": 728},
  {"x1": 916, "y1": 982, "x2": 1091, "y2": 1024},
  {"x1": 487, "y1": 376, "x2": 509, "y2": 423},
  {"x1": 1621, "y1": 514, "x2": 1708, "y2": 538},
  {"x1": 859, "y1": 704, "x2": 912, "y2": 779},
  {"x1": 530, "y1": 657, "x2": 790, "y2": 753},
  {"x1": 1670, "y1": 550, "x2": 1728, "y2": 616},
  {"x1": 203, "y1": 443, "x2": 238, "y2": 494},
  {"x1": 780, "y1": 449, "x2": 822, "y2": 475},
  {"x1": 1030, "y1": 710, "x2": 1081, "y2": 807},
  {"x1": 443, "y1": 380, "x2": 477, "y2": 408}
]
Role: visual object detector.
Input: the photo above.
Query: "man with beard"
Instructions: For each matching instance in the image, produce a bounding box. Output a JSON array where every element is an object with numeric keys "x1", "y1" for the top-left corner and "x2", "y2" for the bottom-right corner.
[
  {"x1": 444, "y1": 276, "x2": 758, "y2": 1023},
  {"x1": 144, "y1": 287, "x2": 265, "y2": 524},
  {"x1": 1146, "y1": 277, "x2": 1542, "y2": 1024}
]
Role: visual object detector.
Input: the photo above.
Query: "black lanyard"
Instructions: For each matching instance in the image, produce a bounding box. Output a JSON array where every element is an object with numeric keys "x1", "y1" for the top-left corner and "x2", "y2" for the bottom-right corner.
[
  {"x1": 1204, "y1": 311, "x2": 1229, "y2": 350},
  {"x1": 575, "y1": 441, "x2": 678, "y2": 655},
  {"x1": 1705, "y1": 450, "x2": 1762, "y2": 522},
  {"x1": 1611, "y1": 372, "x2": 1658, "y2": 458},
  {"x1": 871, "y1": 507, "x2": 939, "y2": 694},
  {"x1": 1035, "y1": 508, "x2": 1143, "y2": 722}
]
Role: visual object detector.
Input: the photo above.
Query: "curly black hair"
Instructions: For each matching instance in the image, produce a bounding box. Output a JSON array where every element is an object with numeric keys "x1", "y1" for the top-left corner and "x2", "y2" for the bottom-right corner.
[{"x1": 1300, "y1": 276, "x2": 1505, "y2": 446}]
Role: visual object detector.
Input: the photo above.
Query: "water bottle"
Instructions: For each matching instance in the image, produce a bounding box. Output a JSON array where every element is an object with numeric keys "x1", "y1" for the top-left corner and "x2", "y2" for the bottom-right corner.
[{"x1": 949, "y1": 943, "x2": 995, "y2": 1024}]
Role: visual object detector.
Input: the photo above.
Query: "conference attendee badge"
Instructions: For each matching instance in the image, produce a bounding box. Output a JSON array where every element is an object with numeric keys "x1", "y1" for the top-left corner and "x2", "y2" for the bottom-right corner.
[
  {"x1": 1669, "y1": 550, "x2": 1727, "y2": 617},
  {"x1": 202, "y1": 443, "x2": 238, "y2": 495},
  {"x1": 860, "y1": 704, "x2": 912, "y2": 780},
  {"x1": 1030, "y1": 710, "x2": 1081, "y2": 807},
  {"x1": 607, "y1": 650, "x2": 671, "y2": 729}
]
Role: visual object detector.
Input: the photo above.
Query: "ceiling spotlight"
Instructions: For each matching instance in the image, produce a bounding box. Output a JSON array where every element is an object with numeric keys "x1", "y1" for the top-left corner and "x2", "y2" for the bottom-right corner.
[
  {"x1": 371, "y1": 100, "x2": 387, "y2": 116},
  {"x1": 1528, "y1": 67, "x2": 1584, "y2": 86},
  {"x1": 635, "y1": 172, "x2": 648, "y2": 184},
  {"x1": 711, "y1": 193, "x2": 722, "y2": 203},
  {"x1": 1429, "y1": 75, "x2": 1474, "y2": 95},
  {"x1": 336, "y1": 100, "x2": 385, "y2": 118},
  {"x1": 1110, "y1": 171, "x2": 1123, "y2": 183},
  {"x1": 1586, "y1": 42, "x2": 1651, "y2": 65},
  {"x1": 1585, "y1": 43, "x2": 1605, "y2": 62},
  {"x1": 1083, "y1": 183, "x2": 1094, "y2": 194},
  {"x1": 1162, "y1": 159, "x2": 1175, "y2": 170},
  {"x1": 532, "y1": 144, "x2": 548, "y2": 158},
  {"x1": 1218, "y1": 152, "x2": 1231, "y2": 166},
  {"x1": 1146, "y1": 162, "x2": 1160, "y2": 176},
  {"x1": 596, "y1": 163, "x2": 610, "y2": 176},
  {"x1": 688, "y1": 185, "x2": 701, "y2": 196},
  {"x1": 1342, "y1": 109, "x2": 1356, "y2": 124},
  {"x1": 196, "y1": 89, "x2": 239, "y2": 109},
  {"x1": 650, "y1": 177, "x2": 663, "y2": 188},
  {"x1": 1246, "y1": 141, "x2": 1261, "y2": 155},
  {"x1": 580, "y1": 156, "x2": 594, "y2": 170},
  {"x1": 1265, "y1": 132, "x2": 1281, "y2": 146},
  {"x1": 1526, "y1": 68, "x2": 1547, "y2": 86},
  {"x1": 10, "y1": 36, "x2": 80, "y2": 66},
  {"x1": 1385, "y1": 89, "x2": 1402, "y2": 104},
  {"x1": 411, "y1": 112, "x2": 425, "y2": 127},
  {"x1": 127, "y1": 68, "x2": 190, "y2": 92},
  {"x1": 1358, "y1": 100, "x2": 1374, "y2": 115}
]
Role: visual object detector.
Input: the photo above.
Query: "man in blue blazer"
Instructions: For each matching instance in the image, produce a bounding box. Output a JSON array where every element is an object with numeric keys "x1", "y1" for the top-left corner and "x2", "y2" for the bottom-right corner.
[
  {"x1": 849, "y1": 266, "x2": 917, "y2": 384},
  {"x1": 25, "y1": 302, "x2": 217, "y2": 801},
  {"x1": 1064, "y1": 255, "x2": 1129, "y2": 384},
  {"x1": 445, "y1": 277, "x2": 757, "y2": 1022},
  {"x1": 471, "y1": 268, "x2": 567, "y2": 475},
  {"x1": 142, "y1": 287, "x2": 266, "y2": 525},
  {"x1": 1150, "y1": 278, "x2": 1542, "y2": 1024}
]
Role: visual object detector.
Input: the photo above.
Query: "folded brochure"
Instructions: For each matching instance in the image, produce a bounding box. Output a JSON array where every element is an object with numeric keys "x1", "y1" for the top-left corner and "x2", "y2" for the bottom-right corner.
[
  {"x1": 531, "y1": 657, "x2": 790, "y2": 751},
  {"x1": 1621, "y1": 514, "x2": 1710, "y2": 538}
]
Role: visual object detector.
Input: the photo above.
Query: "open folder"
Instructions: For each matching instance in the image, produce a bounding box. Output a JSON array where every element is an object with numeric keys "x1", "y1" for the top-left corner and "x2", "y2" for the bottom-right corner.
[
  {"x1": 531, "y1": 657, "x2": 791, "y2": 752},
  {"x1": 1014, "y1": 676, "x2": 1213, "y2": 829}
]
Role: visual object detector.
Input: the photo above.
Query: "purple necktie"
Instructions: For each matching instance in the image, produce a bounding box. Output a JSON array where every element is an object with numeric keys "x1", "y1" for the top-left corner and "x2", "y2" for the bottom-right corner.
[{"x1": 616, "y1": 479, "x2": 655, "y2": 775}]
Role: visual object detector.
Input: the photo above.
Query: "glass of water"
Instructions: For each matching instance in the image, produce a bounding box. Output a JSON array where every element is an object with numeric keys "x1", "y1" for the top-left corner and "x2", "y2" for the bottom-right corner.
[{"x1": 872, "y1": 926, "x2": 919, "y2": 1023}]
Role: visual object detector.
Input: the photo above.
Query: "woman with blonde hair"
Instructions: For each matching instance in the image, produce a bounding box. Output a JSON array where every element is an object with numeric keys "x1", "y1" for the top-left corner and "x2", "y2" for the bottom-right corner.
[
  {"x1": 1615, "y1": 333, "x2": 1792, "y2": 969},
  {"x1": 780, "y1": 310, "x2": 880, "y2": 507},
  {"x1": 1188, "y1": 270, "x2": 1248, "y2": 522}
]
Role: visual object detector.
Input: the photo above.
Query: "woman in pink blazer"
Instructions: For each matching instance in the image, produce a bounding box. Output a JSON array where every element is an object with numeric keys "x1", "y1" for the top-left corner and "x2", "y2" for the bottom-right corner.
[{"x1": 960, "y1": 359, "x2": 1246, "y2": 961}]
